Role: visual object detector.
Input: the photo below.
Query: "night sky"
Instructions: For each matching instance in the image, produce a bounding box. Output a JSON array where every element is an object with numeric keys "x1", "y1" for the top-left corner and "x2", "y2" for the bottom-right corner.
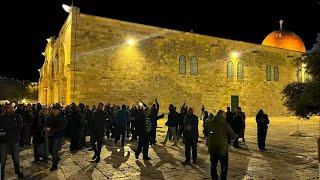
[{"x1": 1, "y1": 0, "x2": 319, "y2": 82}]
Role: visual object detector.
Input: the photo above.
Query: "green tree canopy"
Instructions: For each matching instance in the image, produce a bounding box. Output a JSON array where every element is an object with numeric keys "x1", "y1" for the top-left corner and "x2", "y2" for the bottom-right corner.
[{"x1": 283, "y1": 33, "x2": 320, "y2": 119}]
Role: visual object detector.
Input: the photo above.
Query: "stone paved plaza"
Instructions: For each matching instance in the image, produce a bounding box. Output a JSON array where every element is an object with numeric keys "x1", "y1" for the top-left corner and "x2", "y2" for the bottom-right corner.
[{"x1": 4, "y1": 116, "x2": 320, "y2": 180}]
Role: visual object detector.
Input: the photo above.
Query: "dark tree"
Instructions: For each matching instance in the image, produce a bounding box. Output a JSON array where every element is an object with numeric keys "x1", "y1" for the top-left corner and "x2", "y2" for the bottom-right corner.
[{"x1": 283, "y1": 33, "x2": 320, "y2": 119}]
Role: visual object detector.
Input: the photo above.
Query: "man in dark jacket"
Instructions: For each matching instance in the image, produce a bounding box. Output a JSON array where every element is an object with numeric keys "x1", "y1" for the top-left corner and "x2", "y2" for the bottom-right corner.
[
  {"x1": 162, "y1": 104, "x2": 178, "y2": 146},
  {"x1": 0, "y1": 103, "x2": 24, "y2": 179},
  {"x1": 91, "y1": 103, "x2": 107, "y2": 163},
  {"x1": 115, "y1": 105, "x2": 130, "y2": 146},
  {"x1": 183, "y1": 108, "x2": 199, "y2": 165},
  {"x1": 256, "y1": 109, "x2": 269, "y2": 150},
  {"x1": 135, "y1": 107, "x2": 153, "y2": 160},
  {"x1": 150, "y1": 99, "x2": 160, "y2": 145},
  {"x1": 231, "y1": 109, "x2": 243, "y2": 148},
  {"x1": 204, "y1": 110, "x2": 235, "y2": 180},
  {"x1": 237, "y1": 107, "x2": 246, "y2": 142},
  {"x1": 69, "y1": 104, "x2": 85, "y2": 151},
  {"x1": 44, "y1": 105, "x2": 66, "y2": 171},
  {"x1": 21, "y1": 104, "x2": 34, "y2": 146}
]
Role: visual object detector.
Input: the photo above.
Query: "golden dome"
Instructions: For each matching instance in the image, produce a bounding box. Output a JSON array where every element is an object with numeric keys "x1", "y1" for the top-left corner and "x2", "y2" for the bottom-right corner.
[{"x1": 262, "y1": 30, "x2": 306, "y2": 53}]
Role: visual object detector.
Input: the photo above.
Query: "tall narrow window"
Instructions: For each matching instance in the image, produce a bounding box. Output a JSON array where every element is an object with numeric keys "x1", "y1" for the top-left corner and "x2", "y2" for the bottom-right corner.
[
  {"x1": 274, "y1": 66, "x2": 279, "y2": 81},
  {"x1": 227, "y1": 61, "x2": 233, "y2": 79},
  {"x1": 297, "y1": 68, "x2": 302, "y2": 82},
  {"x1": 237, "y1": 62, "x2": 244, "y2": 79},
  {"x1": 179, "y1": 55, "x2": 186, "y2": 75},
  {"x1": 190, "y1": 56, "x2": 198, "y2": 75},
  {"x1": 266, "y1": 65, "x2": 271, "y2": 81},
  {"x1": 51, "y1": 61, "x2": 54, "y2": 78}
]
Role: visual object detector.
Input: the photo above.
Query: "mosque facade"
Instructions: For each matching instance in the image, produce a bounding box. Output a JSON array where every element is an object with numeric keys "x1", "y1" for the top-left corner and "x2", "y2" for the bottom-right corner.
[{"x1": 38, "y1": 6, "x2": 306, "y2": 116}]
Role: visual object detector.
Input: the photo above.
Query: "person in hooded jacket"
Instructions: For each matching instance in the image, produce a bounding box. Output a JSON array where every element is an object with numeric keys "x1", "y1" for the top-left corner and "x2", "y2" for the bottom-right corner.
[{"x1": 204, "y1": 110, "x2": 235, "y2": 180}]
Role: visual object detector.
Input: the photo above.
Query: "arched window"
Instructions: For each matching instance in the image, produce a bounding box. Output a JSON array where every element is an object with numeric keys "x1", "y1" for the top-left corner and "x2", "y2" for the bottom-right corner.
[
  {"x1": 297, "y1": 68, "x2": 302, "y2": 82},
  {"x1": 274, "y1": 66, "x2": 279, "y2": 81},
  {"x1": 266, "y1": 65, "x2": 271, "y2": 81},
  {"x1": 237, "y1": 62, "x2": 244, "y2": 79},
  {"x1": 190, "y1": 56, "x2": 198, "y2": 75},
  {"x1": 179, "y1": 55, "x2": 186, "y2": 75},
  {"x1": 227, "y1": 61, "x2": 233, "y2": 79},
  {"x1": 51, "y1": 61, "x2": 54, "y2": 79}
]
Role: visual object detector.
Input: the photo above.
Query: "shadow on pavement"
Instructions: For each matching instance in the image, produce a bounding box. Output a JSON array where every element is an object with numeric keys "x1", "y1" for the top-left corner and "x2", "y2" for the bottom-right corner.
[
  {"x1": 136, "y1": 160, "x2": 165, "y2": 180},
  {"x1": 104, "y1": 146, "x2": 130, "y2": 169}
]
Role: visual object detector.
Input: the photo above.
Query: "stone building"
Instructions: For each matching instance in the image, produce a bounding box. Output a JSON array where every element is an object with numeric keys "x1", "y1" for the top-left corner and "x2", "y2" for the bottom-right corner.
[{"x1": 38, "y1": 6, "x2": 306, "y2": 116}]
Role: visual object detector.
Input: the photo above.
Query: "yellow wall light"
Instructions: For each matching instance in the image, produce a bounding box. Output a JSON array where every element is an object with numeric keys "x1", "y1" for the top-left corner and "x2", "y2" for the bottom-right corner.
[
  {"x1": 127, "y1": 38, "x2": 136, "y2": 46},
  {"x1": 231, "y1": 51, "x2": 240, "y2": 58}
]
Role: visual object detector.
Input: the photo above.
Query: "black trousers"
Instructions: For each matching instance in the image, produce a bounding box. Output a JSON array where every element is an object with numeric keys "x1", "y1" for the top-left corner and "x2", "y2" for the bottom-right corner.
[
  {"x1": 136, "y1": 134, "x2": 150, "y2": 158},
  {"x1": 257, "y1": 128, "x2": 268, "y2": 149},
  {"x1": 91, "y1": 137, "x2": 103, "y2": 158},
  {"x1": 115, "y1": 129, "x2": 126, "y2": 146},
  {"x1": 48, "y1": 137, "x2": 62, "y2": 166},
  {"x1": 131, "y1": 125, "x2": 137, "y2": 140},
  {"x1": 0, "y1": 143, "x2": 21, "y2": 178},
  {"x1": 210, "y1": 153, "x2": 228, "y2": 180},
  {"x1": 150, "y1": 127, "x2": 157, "y2": 144},
  {"x1": 70, "y1": 132, "x2": 82, "y2": 150},
  {"x1": 185, "y1": 138, "x2": 197, "y2": 162}
]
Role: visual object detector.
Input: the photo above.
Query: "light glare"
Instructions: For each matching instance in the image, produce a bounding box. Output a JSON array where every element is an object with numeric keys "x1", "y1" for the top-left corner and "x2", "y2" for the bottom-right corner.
[
  {"x1": 231, "y1": 51, "x2": 240, "y2": 58},
  {"x1": 127, "y1": 38, "x2": 136, "y2": 45}
]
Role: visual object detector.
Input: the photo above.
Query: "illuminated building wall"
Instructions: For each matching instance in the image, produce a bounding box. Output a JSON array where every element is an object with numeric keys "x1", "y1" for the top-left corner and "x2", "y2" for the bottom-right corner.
[{"x1": 39, "y1": 7, "x2": 302, "y2": 116}]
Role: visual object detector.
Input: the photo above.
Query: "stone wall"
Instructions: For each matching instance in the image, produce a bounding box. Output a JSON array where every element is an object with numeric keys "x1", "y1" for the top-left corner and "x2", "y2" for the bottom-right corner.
[{"x1": 39, "y1": 9, "x2": 302, "y2": 116}]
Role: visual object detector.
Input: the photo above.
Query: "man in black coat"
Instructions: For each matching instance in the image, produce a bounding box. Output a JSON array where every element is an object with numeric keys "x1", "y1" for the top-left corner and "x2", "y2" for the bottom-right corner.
[
  {"x1": 135, "y1": 107, "x2": 153, "y2": 160},
  {"x1": 44, "y1": 105, "x2": 66, "y2": 171},
  {"x1": 150, "y1": 99, "x2": 160, "y2": 145},
  {"x1": 256, "y1": 109, "x2": 269, "y2": 150},
  {"x1": 91, "y1": 103, "x2": 107, "y2": 163},
  {"x1": 69, "y1": 104, "x2": 85, "y2": 151},
  {"x1": 183, "y1": 108, "x2": 199, "y2": 165},
  {"x1": 231, "y1": 109, "x2": 243, "y2": 148},
  {"x1": 0, "y1": 103, "x2": 24, "y2": 179},
  {"x1": 162, "y1": 104, "x2": 178, "y2": 146}
]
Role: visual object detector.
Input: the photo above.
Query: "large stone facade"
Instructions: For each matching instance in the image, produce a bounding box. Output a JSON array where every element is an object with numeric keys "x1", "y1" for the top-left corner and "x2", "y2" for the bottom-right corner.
[{"x1": 38, "y1": 7, "x2": 302, "y2": 116}]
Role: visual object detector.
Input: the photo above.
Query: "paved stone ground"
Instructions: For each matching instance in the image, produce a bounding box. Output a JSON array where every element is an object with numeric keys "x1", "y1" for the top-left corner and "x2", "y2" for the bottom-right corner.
[{"x1": 4, "y1": 116, "x2": 320, "y2": 180}]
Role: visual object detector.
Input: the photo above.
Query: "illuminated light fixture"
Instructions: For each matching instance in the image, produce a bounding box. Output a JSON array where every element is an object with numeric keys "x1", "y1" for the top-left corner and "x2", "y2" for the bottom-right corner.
[
  {"x1": 231, "y1": 51, "x2": 240, "y2": 58},
  {"x1": 42, "y1": 52, "x2": 45, "y2": 56},
  {"x1": 21, "y1": 99, "x2": 26, "y2": 104},
  {"x1": 62, "y1": 4, "x2": 72, "y2": 13},
  {"x1": 46, "y1": 38, "x2": 51, "y2": 42},
  {"x1": 38, "y1": 69, "x2": 40, "y2": 72},
  {"x1": 138, "y1": 102, "x2": 143, "y2": 107},
  {"x1": 127, "y1": 38, "x2": 136, "y2": 46}
]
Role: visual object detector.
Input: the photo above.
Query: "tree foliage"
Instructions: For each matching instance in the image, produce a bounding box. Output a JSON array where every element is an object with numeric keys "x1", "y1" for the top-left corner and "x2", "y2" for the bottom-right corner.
[{"x1": 283, "y1": 33, "x2": 320, "y2": 119}]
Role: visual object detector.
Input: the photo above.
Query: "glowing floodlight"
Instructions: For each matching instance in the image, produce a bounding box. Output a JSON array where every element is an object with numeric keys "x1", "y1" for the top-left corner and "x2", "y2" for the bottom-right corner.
[
  {"x1": 42, "y1": 52, "x2": 45, "y2": 56},
  {"x1": 231, "y1": 51, "x2": 240, "y2": 58},
  {"x1": 139, "y1": 102, "x2": 143, "y2": 107},
  {"x1": 62, "y1": 4, "x2": 72, "y2": 13},
  {"x1": 127, "y1": 38, "x2": 136, "y2": 45}
]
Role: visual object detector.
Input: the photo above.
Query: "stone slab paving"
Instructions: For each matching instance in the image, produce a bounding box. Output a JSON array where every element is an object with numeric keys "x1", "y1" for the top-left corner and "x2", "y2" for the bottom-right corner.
[{"x1": 3, "y1": 116, "x2": 320, "y2": 180}]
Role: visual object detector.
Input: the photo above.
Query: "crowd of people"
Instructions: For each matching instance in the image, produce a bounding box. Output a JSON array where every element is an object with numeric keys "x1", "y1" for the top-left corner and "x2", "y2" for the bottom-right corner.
[{"x1": 0, "y1": 99, "x2": 270, "y2": 180}]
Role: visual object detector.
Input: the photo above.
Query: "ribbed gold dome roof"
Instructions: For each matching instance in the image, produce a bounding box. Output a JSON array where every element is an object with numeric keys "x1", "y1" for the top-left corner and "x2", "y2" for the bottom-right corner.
[{"x1": 262, "y1": 20, "x2": 306, "y2": 52}]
